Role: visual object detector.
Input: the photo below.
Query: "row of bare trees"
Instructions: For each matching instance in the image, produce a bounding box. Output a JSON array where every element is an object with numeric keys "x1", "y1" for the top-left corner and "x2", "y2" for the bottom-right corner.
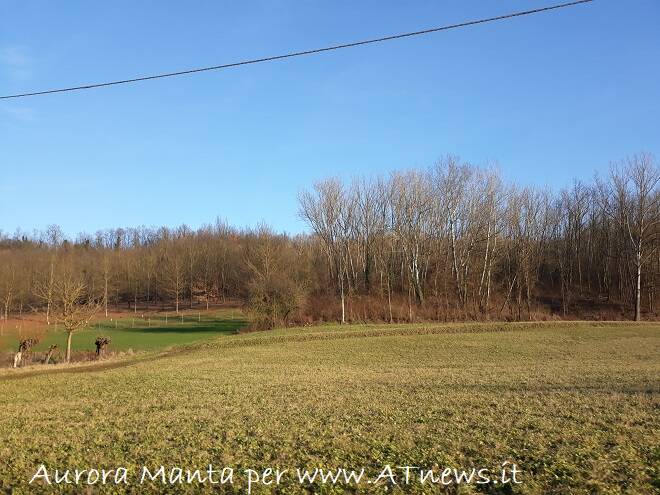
[
  {"x1": 0, "y1": 219, "x2": 244, "y2": 323},
  {"x1": 299, "y1": 153, "x2": 659, "y2": 322},
  {"x1": 0, "y1": 153, "x2": 658, "y2": 331}
]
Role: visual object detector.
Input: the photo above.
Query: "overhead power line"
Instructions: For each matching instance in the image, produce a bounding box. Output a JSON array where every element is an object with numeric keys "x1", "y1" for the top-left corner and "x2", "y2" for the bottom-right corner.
[{"x1": 0, "y1": 0, "x2": 594, "y2": 100}]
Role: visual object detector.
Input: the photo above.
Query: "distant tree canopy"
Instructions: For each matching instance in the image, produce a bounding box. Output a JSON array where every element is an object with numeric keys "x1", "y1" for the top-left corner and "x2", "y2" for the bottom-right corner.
[{"x1": 0, "y1": 153, "x2": 657, "y2": 325}]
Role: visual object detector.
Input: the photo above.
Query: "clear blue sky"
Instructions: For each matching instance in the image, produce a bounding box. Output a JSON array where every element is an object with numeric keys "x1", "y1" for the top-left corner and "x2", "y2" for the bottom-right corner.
[{"x1": 1, "y1": 0, "x2": 658, "y2": 236}]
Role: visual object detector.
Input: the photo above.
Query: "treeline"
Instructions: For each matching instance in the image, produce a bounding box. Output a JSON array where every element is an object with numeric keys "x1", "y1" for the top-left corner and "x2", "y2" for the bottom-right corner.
[{"x1": 0, "y1": 153, "x2": 658, "y2": 329}]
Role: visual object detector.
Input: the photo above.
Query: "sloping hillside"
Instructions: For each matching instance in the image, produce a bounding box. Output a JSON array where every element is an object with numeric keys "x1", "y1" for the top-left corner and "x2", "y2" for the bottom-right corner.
[{"x1": 0, "y1": 322, "x2": 658, "y2": 493}]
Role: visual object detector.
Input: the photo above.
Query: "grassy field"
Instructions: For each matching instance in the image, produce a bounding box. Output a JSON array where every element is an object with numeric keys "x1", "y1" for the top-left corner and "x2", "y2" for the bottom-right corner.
[
  {"x1": 0, "y1": 308, "x2": 247, "y2": 358},
  {"x1": 0, "y1": 322, "x2": 658, "y2": 493}
]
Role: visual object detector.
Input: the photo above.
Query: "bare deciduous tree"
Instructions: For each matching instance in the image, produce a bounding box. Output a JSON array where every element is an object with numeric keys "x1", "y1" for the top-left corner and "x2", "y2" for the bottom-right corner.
[
  {"x1": 600, "y1": 153, "x2": 659, "y2": 320},
  {"x1": 51, "y1": 271, "x2": 100, "y2": 363}
]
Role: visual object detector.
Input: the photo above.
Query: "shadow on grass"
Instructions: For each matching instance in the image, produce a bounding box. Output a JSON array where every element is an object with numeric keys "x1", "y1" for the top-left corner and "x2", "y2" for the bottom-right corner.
[
  {"x1": 99, "y1": 319, "x2": 248, "y2": 335},
  {"x1": 17, "y1": 317, "x2": 249, "y2": 355}
]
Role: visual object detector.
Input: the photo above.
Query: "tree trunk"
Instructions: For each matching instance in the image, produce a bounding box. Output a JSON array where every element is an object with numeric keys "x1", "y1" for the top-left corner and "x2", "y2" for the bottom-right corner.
[
  {"x1": 3, "y1": 292, "x2": 10, "y2": 321},
  {"x1": 65, "y1": 331, "x2": 73, "y2": 363},
  {"x1": 500, "y1": 274, "x2": 517, "y2": 317},
  {"x1": 478, "y1": 222, "x2": 491, "y2": 311},
  {"x1": 635, "y1": 249, "x2": 642, "y2": 321},
  {"x1": 340, "y1": 283, "x2": 345, "y2": 325},
  {"x1": 104, "y1": 277, "x2": 109, "y2": 317},
  {"x1": 387, "y1": 277, "x2": 393, "y2": 323},
  {"x1": 44, "y1": 346, "x2": 57, "y2": 365}
]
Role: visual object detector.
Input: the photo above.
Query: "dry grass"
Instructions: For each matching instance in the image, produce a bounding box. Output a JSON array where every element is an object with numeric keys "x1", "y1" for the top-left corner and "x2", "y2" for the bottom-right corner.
[{"x1": 0, "y1": 322, "x2": 658, "y2": 494}]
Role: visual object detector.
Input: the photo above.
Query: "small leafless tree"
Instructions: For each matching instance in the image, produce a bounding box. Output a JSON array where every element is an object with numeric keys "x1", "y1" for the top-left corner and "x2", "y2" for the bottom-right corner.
[{"x1": 51, "y1": 272, "x2": 101, "y2": 363}]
